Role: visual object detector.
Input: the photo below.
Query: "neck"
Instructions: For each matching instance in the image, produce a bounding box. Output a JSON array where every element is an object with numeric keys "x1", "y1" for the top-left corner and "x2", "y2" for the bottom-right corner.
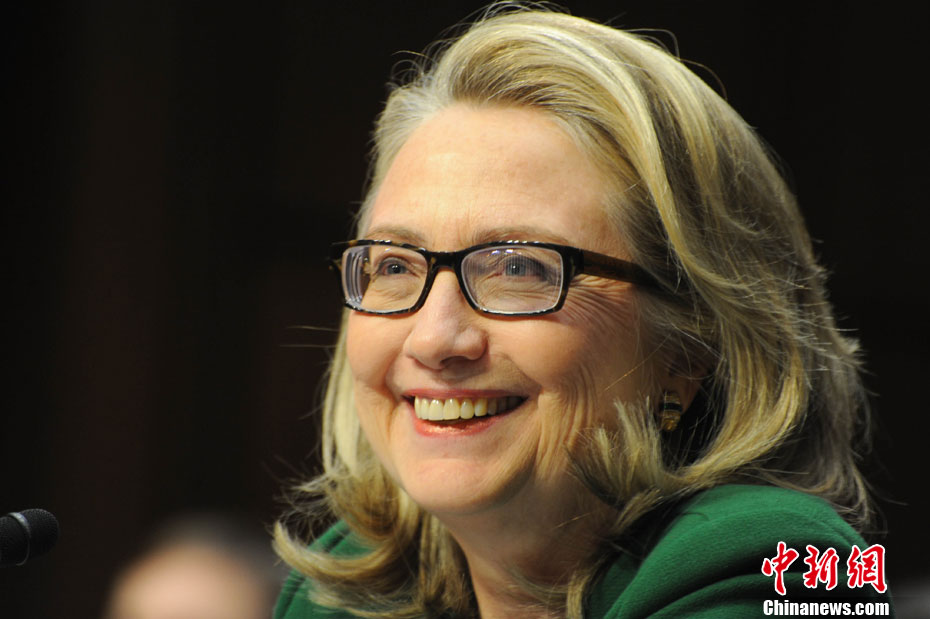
[{"x1": 436, "y1": 479, "x2": 611, "y2": 619}]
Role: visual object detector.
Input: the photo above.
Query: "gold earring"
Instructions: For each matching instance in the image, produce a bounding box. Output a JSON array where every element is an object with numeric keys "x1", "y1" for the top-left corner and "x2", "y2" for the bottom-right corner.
[{"x1": 659, "y1": 391, "x2": 683, "y2": 432}]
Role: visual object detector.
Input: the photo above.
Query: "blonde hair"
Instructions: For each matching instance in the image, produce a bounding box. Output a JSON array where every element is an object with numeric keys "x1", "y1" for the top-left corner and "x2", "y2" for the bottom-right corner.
[{"x1": 275, "y1": 6, "x2": 871, "y2": 617}]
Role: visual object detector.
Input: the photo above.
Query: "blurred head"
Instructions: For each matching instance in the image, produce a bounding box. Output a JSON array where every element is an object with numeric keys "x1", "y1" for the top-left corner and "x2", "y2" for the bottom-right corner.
[{"x1": 105, "y1": 516, "x2": 282, "y2": 619}]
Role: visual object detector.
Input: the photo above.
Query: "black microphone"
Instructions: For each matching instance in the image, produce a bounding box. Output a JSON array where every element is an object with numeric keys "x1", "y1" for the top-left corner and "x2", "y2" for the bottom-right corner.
[{"x1": 0, "y1": 509, "x2": 60, "y2": 567}]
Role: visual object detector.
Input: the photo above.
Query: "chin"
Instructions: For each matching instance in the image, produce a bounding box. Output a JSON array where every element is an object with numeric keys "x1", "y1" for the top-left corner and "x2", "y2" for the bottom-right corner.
[{"x1": 397, "y1": 455, "x2": 534, "y2": 519}]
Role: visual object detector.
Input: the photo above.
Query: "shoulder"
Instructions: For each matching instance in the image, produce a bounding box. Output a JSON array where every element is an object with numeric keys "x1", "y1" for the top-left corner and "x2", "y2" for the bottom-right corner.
[
  {"x1": 273, "y1": 521, "x2": 368, "y2": 619},
  {"x1": 658, "y1": 484, "x2": 864, "y2": 552},
  {"x1": 588, "y1": 485, "x2": 890, "y2": 619}
]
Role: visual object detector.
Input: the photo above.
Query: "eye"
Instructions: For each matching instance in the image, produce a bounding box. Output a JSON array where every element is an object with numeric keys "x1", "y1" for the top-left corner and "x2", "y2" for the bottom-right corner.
[
  {"x1": 503, "y1": 257, "x2": 531, "y2": 276},
  {"x1": 462, "y1": 246, "x2": 564, "y2": 296},
  {"x1": 499, "y1": 254, "x2": 553, "y2": 281},
  {"x1": 372, "y1": 257, "x2": 411, "y2": 277}
]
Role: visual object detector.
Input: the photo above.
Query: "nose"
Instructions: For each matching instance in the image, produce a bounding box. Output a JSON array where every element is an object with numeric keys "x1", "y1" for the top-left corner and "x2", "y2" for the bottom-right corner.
[{"x1": 403, "y1": 270, "x2": 487, "y2": 370}]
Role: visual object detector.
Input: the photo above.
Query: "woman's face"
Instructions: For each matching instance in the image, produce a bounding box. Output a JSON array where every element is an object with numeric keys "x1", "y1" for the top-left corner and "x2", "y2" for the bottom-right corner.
[{"x1": 347, "y1": 105, "x2": 653, "y2": 520}]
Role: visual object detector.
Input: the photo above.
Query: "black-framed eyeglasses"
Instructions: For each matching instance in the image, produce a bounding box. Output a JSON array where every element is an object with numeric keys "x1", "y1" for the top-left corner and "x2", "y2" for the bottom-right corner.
[{"x1": 330, "y1": 239, "x2": 661, "y2": 316}]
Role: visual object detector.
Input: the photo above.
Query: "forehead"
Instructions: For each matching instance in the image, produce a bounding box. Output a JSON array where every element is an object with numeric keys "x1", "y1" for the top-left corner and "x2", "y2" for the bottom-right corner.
[{"x1": 365, "y1": 105, "x2": 625, "y2": 255}]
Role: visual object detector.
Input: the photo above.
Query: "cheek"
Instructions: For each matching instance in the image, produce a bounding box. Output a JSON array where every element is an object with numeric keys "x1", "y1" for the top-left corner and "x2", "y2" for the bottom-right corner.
[
  {"x1": 346, "y1": 314, "x2": 370, "y2": 376},
  {"x1": 552, "y1": 284, "x2": 642, "y2": 399},
  {"x1": 346, "y1": 314, "x2": 403, "y2": 424},
  {"x1": 346, "y1": 315, "x2": 403, "y2": 475},
  {"x1": 559, "y1": 280, "x2": 640, "y2": 342},
  {"x1": 568, "y1": 285, "x2": 648, "y2": 414},
  {"x1": 346, "y1": 314, "x2": 394, "y2": 394},
  {"x1": 521, "y1": 286, "x2": 644, "y2": 473}
]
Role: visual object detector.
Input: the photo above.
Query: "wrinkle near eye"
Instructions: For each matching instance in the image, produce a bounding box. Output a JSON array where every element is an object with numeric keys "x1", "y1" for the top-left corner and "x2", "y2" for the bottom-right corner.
[{"x1": 558, "y1": 278, "x2": 638, "y2": 336}]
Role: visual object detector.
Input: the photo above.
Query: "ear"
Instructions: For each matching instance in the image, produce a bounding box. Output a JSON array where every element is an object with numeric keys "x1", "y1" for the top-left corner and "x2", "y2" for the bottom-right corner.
[{"x1": 661, "y1": 354, "x2": 710, "y2": 413}]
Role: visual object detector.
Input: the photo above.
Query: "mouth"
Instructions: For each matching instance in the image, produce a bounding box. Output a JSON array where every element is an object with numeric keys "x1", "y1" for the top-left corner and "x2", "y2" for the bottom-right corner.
[{"x1": 409, "y1": 395, "x2": 526, "y2": 422}]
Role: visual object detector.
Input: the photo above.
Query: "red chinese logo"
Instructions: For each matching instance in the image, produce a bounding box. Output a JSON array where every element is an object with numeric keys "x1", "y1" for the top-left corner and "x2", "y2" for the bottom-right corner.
[
  {"x1": 761, "y1": 541, "x2": 800, "y2": 595},
  {"x1": 803, "y1": 545, "x2": 839, "y2": 590},
  {"x1": 847, "y1": 544, "x2": 887, "y2": 593},
  {"x1": 762, "y1": 542, "x2": 887, "y2": 595}
]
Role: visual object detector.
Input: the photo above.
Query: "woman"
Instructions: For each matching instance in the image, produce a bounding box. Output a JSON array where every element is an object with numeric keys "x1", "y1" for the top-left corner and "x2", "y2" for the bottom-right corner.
[{"x1": 274, "y1": 7, "x2": 891, "y2": 618}]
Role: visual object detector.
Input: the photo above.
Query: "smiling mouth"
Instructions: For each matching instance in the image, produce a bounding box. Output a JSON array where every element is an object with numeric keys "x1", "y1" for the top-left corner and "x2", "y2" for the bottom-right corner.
[{"x1": 411, "y1": 396, "x2": 525, "y2": 422}]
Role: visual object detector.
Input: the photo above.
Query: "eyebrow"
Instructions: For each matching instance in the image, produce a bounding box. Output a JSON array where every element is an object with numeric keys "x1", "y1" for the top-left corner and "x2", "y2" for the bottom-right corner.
[
  {"x1": 361, "y1": 225, "x2": 427, "y2": 246},
  {"x1": 361, "y1": 224, "x2": 573, "y2": 248},
  {"x1": 470, "y1": 226, "x2": 573, "y2": 245}
]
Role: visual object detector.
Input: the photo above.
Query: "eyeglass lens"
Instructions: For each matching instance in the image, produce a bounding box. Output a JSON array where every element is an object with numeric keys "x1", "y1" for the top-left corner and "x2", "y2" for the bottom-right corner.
[{"x1": 342, "y1": 244, "x2": 566, "y2": 314}]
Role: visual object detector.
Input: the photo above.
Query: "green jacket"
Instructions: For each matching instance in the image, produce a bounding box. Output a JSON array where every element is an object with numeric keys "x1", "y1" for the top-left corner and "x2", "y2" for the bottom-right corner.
[{"x1": 275, "y1": 485, "x2": 893, "y2": 618}]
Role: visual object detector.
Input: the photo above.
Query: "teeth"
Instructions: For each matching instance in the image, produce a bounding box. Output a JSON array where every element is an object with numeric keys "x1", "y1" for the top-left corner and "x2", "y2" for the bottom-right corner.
[
  {"x1": 442, "y1": 399, "x2": 458, "y2": 420},
  {"x1": 460, "y1": 399, "x2": 474, "y2": 420},
  {"x1": 413, "y1": 396, "x2": 522, "y2": 421}
]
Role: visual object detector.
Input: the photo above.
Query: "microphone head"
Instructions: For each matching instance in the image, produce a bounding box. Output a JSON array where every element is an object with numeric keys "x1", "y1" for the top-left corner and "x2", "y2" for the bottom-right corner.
[{"x1": 0, "y1": 508, "x2": 60, "y2": 567}]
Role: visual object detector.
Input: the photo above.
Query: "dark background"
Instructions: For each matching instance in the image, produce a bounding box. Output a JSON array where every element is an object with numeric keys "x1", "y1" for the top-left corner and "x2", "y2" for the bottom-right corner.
[{"x1": 3, "y1": 2, "x2": 927, "y2": 617}]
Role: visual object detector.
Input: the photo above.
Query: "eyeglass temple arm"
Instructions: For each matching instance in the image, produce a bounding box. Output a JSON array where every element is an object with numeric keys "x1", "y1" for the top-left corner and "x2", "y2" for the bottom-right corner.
[{"x1": 579, "y1": 250, "x2": 661, "y2": 291}]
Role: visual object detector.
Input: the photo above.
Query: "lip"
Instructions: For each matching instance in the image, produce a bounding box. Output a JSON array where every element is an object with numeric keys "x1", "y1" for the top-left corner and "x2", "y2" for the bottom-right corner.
[
  {"x1": 402, "y1": 392, "x2": 527, "y2": 437},
  {"x1": 402, "y1": 389, "x2": 525, "y2": 400}
]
